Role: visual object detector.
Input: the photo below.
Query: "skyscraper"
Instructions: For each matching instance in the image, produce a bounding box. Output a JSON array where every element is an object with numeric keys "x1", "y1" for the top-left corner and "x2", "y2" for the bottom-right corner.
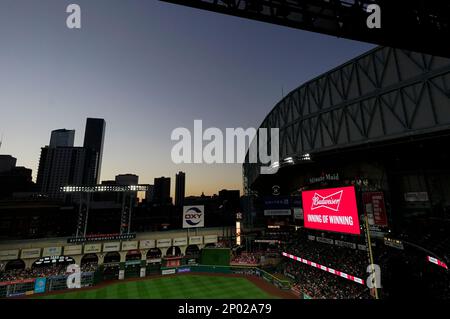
[
  {"x1": 145, "y1": 184, "x2": 155, "y2": 203},
  {"x1": 36, "y1": 118, "x2": 105, "y2": 199},
  {"x1": 49, "y1": 129, "x2": 75, "y2": 147},
  {"x1": 36, "y1": 146, "x2": 96, "y2": 199},
  {"x1": 175, "y1": 171, "x2": 185, "y2": 207},
  {"x1": 83, "y1": 118, "x2": 106, "y2": 184},
  {"x1": 153, "y1": 177, "x2": 171, "y2": 205}
]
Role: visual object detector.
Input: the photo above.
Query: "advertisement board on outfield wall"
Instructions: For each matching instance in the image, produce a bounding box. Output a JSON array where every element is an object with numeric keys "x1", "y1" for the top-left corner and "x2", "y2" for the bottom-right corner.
[
  {"x1": 63, "y1": 245, "x2": 82, "y2": 256},
  {"x1": 84, "y1": 243, "x2": 102, "y2": 253},
  {"x1": 121, "y1": 241, "x2": 138, "y2": 251},
  {"x1": 139, "y1": 239, "x2": 156, "y2": 249},
  {"x1": 177, "y1": 267, "x2": 191, "y2": 273},
  {"x1": 302, "y1": 186, "x2": 361, "y2": 235},
  {"x1": 173, "y1": 237, "x2": 187, "y2": 246},
  {"x1": 162, "y1": 268, "x2": 176, "y2": 275},
  {"x1": 157, "y1": 239, "x2": 172, "y2": 248},
  {"x1": 34, "y1": 278, "x2": 47, "y2": 294},
  {"x1": 103, "y1": 242, "x2": 120, "y2": 252},
  {"x1": 42, "y1": 247, "x2": 62, "y2": 257},
  {"x1": 189, "y1": 236, "x2": 203, "y2": 245},
  {"x1": 203, "y1": 235, "x2": 218, "y2": 244},
  {"x1": 20, "y1": 248, "x2": 41, "y2": 259},
  {"x1": 0, "y1": 250, "x2": 19, "y2": 261}
]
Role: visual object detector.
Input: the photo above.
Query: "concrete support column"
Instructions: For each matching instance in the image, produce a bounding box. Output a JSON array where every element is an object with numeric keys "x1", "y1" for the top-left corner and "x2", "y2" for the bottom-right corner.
[
  {"x1": 72, "y1": 255, "x2": 82, "y2": 266},
  {"x1": 140, "y1": 250, "x2": 148, "y2": 260},
  {"x1": 24, "y1": 259, "x2": 34, "y2": 269},
  {"x1": 119, "y1": 251, "x2": 127, "y2": 263},
  {"x1": 96, "y1": 253, "x2": 105, "y2": 265}
]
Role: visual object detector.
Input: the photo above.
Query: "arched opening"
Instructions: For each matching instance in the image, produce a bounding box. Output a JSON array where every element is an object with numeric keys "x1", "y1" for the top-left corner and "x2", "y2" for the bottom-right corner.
[
  {"x1": 80, "y1": 254, "x2": 99, "y2": 272},
  {"x1": 30, "y1": 256, "x2": 75, "y2": 278},
  {"x1": 102, "y1": 252, "x2": 120, "y2": 280},
  {"x1": 146, "y1": 248, "x2": 162, "y2": 260},
  {"x1": 126, "y1": 250, "x2": 141, "y2": 261},
  {"x1": 0, "y1": 259, "x2": 26, "y2": 281},
  {"x1": 165, "y1": 246, "x2": 181, "y2": 257},
  {"x1": 5, "y1": 259, "x2": 25, "y2": 272},
  {"x1": 103, "y1": 252, "x2": 120, "y2": 264},
  {"x1": 164, "y1": 246, "x2": 182, "y2": 268},
  {"x1": 124, "y1": 250, "x2": 142, "y2": 279},
  {"x1": 185, "y1": 245, "x2": 200, "y2": 258},
  {"x1": 185, "y1": 245, "x2": 200, "y2": 265},
  {"x1": 146, "y1": 248, "x2": 162, "y2": 275}
]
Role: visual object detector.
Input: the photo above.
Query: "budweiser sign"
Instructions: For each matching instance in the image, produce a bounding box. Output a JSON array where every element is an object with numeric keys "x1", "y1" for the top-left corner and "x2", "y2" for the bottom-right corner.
[
  {"x1": 302, "y1": 186, "x2": 360, "y2": 235},
  {"x1": 311, "y1": 190, "x2": 343, "y2": 211}
]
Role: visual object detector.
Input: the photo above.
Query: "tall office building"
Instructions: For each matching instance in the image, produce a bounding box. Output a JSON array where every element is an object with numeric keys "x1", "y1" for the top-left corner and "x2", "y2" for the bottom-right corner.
[
  {"x1": 36, "y1": 118, "x2": 105, "y2": 199},
  {"x1": 175, "y1": 171, "x2": 185, "y2": 207},
  {"x1": 145, "y1": 185, "x2": 155, "y2": 203},
  {"x1": 83, "y1": 118, "x2": 106, "y2": 184},
  {"x1": 36, "y1": 146, "x2": 96, "y2": 199},
  {"x1": 153, "y1": 177, "x2": 171, "y2": 204},
  {"x1": 49, "y1": 129, "x2": 75, "y2": 147}
]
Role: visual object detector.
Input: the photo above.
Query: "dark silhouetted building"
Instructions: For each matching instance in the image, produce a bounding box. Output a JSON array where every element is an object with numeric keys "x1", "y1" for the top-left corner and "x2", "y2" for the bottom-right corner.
[
  {"x1": 218, "y1": 189, "x2": 241, "y2": 212},
  {"x1": 36, "y1": 146, "x2": 96, "y2": 199},
  {"x1": 49, "y1": 129, "x2": 75, "y2": 147},
  {"x1": 36, "y1": 119, "x2": 105, "y2": 200},
  {"x1": 146, "y1": 184, "x2": 154, "y2": 203},
  {"x1": 0, "y1": 155, "x2": 16, "y2": 173},
  {"x1": 175, "y1": 171, "x2": 185, "y2": 207},
  {"x1": 0, "y1": 166, "x2": 35, "y2": 199},
  {"x1": 154, "y1": 177, "x2": 171, "y2": 205},
  {"x1": 115, "y1": 174, "x2": 139, "y2": 185},
  {"x1": 83, "y1": 118, "x2": 106, "y2": 184}
]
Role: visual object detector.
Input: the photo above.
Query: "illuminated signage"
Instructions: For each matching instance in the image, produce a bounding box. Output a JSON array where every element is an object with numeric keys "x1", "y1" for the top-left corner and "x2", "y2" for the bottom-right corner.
[
  {"x1": 302, "y1": 186, "x2": 360, "y2": 235},
  {"x1": 282, "y1": 252, "x2": 364, "y2": 285},
  {"x1": 68, "y1": 233, "x2": 136, "y2": 243},
  {"x1": 183, "y1": 206, "x2": 205, "y2": 228},
  {"x1": 427, "y1": 256, "x2": 448, "y2": 270}
]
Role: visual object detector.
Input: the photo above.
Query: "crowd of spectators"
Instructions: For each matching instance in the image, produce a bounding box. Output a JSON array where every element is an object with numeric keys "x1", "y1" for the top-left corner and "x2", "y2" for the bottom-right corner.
[
  {"x1": 283, "y1": 259, "x2": 371, "y2": 299},
  {"x1": 0, "y1": 263, "x2": 98, "y2": 282},
  {"x1": 284, "y1": 233, "x2": 367, "y2": 278},
  {"x1": 231, "y1": 252, "x2": 260, "y2": 265},
  {"x1": 278, "y1": 229, "x2": 371, "y2": 299},
  {"x1": 395, "y1": 218, "x2": 450, "y2": 265},
  {"x1": 278, "y1": 227, "x2": 450, "y2": 299}
]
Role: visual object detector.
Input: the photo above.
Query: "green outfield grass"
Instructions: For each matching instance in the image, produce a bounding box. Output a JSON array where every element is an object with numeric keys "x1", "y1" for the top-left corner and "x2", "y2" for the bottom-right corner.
[{"x1": 35, "y1": 275, "x2": 277, "y2": 299}]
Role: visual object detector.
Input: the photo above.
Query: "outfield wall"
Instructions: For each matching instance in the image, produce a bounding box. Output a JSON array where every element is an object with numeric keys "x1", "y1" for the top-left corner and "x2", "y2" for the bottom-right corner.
[{"x1": 0, "y1": 227, "x2": 228, "y2": 269}]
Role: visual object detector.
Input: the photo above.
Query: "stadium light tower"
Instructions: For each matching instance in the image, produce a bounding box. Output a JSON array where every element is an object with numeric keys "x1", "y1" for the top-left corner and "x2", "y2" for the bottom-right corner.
[{"x1": 61, "y1": 185, "x2": 149, "y2": 237}]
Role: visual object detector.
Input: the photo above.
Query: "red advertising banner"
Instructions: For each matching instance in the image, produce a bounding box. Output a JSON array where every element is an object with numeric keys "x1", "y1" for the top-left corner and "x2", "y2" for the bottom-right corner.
[
  {"x1": 0, "y1": 278, "x2": 34, "y2": 286},
  {"x1": 302, "y1": 186, "x2": 360, "y2": 235},
  {"x1": 363, "y1": 192, "x2": 388, "y2": 227},
  {"x1": 427, "y1": 256, "x2": 449, "y2": 270},
  {"x1": 282, "y1": 252, "x2": 365, "y2": 285}
]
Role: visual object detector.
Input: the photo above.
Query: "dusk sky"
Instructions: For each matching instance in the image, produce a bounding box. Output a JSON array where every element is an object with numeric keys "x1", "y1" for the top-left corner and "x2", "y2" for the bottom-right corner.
[{"x1": 0, "y1": 0, "x2": 374, "y2": 197}]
